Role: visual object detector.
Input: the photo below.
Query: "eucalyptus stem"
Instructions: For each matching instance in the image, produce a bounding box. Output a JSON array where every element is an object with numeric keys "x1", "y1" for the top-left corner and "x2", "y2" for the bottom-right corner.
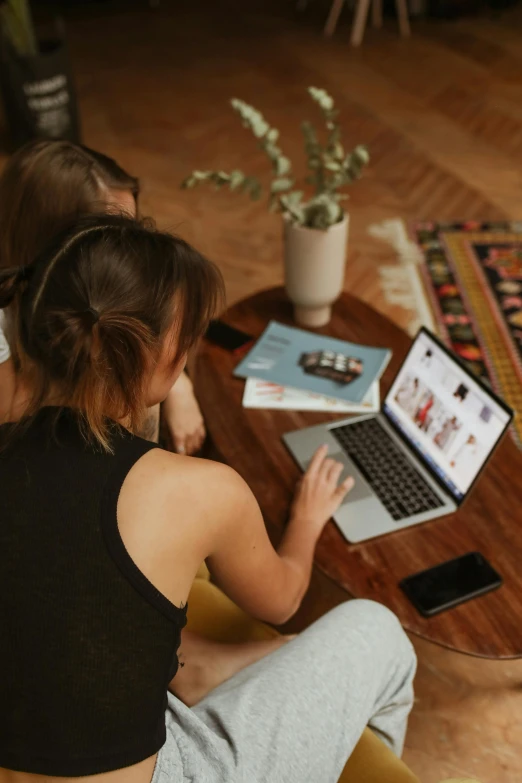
[{"x1": 181, "y1": 86, "x2": 369, "y2": 230}]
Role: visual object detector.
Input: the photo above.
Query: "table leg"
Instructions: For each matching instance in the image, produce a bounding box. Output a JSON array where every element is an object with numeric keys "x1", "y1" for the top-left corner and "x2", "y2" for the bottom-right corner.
[
  {"x1": 324, "y1": 0, "x2": 346, "y2": 37},
  {"x1": 372, "y1": 0, "x2": 383, "y2": 28},
  {"x1": 395, "y1": 0, "x2": 411, "y2": 37},
  {"x1": 351, "y1": 0, "x2": 372, "y2": 46}
]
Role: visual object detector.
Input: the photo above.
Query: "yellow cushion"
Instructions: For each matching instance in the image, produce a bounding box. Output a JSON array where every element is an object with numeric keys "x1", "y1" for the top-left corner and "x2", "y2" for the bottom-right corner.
[
  {"x1": 195, "y1": 562, "x2": 210, "y2": 581},
  {"x1": 340, "y1": 729, "x2": 419, "y2": 783},
  {"x1": 187, "y1": 578, "x2": 420, "y2": 783},
  {"x1": 187, "y1": 577, "x2": 279, "y2": 643}
]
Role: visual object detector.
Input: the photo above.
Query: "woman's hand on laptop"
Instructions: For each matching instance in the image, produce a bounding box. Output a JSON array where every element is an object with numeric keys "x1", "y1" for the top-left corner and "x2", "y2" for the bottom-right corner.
[{"x1": 290, "y1": 445, "x2": 354, "y2": 538}]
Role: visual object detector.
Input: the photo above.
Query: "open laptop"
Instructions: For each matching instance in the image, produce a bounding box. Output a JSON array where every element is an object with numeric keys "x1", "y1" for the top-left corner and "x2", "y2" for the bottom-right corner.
[{"x1": 283, "y1": 328, "x2": 513, "y2": 543}]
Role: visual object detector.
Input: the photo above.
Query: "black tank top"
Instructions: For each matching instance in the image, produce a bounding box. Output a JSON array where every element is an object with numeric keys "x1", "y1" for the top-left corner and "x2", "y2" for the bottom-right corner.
[{"x1": 0, "y1": 407, "x2": 187, "y2": 776}]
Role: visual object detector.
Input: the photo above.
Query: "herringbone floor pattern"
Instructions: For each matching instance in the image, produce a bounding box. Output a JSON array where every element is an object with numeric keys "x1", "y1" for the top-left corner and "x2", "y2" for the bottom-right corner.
[{"x1": 2, "y1": 1, "x2": 522, "y2": 780}]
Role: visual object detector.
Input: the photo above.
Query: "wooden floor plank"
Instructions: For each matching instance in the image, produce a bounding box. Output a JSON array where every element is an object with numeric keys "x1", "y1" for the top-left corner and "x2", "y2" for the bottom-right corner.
[{"x1": 2, "y1": 2, "x2": 522, "y2": 779}]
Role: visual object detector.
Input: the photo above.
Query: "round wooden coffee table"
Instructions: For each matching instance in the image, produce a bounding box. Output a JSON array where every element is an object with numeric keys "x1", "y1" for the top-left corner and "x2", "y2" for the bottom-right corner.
[{"x1": 194, "y1": 287, "x2": 522, "y2": 659}]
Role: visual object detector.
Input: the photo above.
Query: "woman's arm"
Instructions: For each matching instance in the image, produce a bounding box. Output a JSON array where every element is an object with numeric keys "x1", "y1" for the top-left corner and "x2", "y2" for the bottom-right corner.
[
  {"x1": 205, "y1": 446, "x2": 353, "y2": 624},
  {"x1": 0, "y1": 357, "x2": 16, "y2": 424},
  {"x1": 161, "y1": 372, "x2": 206, "y2": 454},
  {"x1": 0, "y1": 310, "x2": 17, "y2": 424}
]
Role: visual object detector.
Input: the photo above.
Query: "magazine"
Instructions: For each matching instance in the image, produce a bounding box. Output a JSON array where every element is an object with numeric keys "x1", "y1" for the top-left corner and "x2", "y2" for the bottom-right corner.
[
  {"x1": 242, "y1": 378, "x2": 380, "y2": 412},
  {"x1": 234, "y1": 321, "x2": 391, "y2": 404}
]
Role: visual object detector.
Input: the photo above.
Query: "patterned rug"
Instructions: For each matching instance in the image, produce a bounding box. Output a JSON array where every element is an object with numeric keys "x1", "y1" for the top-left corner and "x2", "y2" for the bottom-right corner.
[{"x1": 415, "y1": 221, "x2": 522, "y2": 449}]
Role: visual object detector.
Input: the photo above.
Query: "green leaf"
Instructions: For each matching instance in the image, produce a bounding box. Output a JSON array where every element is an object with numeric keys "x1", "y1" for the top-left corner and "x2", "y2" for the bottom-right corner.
[
  {"x1": 324, "y1": 160, "x2": 341, "y2": 172},
  {"x1": 280, "y1": 193, "x2": 305, "y2": 225},
  {"x1": 308, "y1": 86, "x2": 334, "y2": 112},
  {"x1": 181, "y1": 170, "x2": 212, "y2": 189},
  {"x1": 231, "y1": 98, "x2": 270, "y2": 138},
  {"x1": 331, "y1": 142, "x2": 344, "y2": 161},
  {"x1": 276, "y1": 156, "x2": 291, "y2": 176},
  {"x1": 270, "y1": 177, "x2": 294, "y2": 194},
  {"x1": 285, "y1": 190, "x2": 304, "y2": 207},
  {"x1": 263, "y1": 142, "x2": 278, "y2": 161},
  {"x1": 353, "y1": 144, "x2": 370, "y2": 165},
  {"x1": 229, "y1": 170, "x2": 245, "y2": 190}
]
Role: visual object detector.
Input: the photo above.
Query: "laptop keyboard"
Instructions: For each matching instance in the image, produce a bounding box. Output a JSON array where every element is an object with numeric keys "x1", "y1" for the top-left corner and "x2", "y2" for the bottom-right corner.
[{"x1": 331, "y1": 418, "x2": 444, "y2": 522}]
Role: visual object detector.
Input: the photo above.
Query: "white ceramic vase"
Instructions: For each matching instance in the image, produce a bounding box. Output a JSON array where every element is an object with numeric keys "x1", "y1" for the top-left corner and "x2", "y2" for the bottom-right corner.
[{"x1": 283, "y1": 214, "x2": 349, "y2": 328}]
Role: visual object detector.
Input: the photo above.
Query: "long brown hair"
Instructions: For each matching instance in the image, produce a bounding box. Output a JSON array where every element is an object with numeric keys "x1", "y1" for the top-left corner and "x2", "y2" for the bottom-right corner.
[
  {"x1": 0, "y1": 139, "x2": 139, "y2": 273},
  {"x1": 0, "y1": 215, "x2": 224, "y2": 450},
  {"x1": 0, "y1": 140, "x2": 140, "y2": 367}
]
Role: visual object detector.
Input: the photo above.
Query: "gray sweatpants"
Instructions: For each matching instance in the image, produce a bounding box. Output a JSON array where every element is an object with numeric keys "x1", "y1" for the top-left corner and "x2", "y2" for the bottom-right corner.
[{"x1": 152, "y1": 599, "x2": 417, "y2": 783}]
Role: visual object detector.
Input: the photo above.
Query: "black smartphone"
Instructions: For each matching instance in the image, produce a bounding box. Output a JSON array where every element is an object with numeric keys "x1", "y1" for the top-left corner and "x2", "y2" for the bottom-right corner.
[
  {"x1": 205, "y1": 320, "x2": 254, "y2": 354},
  {"x1": 399, "y1": 552, "x2": 502, "y2": 617}
]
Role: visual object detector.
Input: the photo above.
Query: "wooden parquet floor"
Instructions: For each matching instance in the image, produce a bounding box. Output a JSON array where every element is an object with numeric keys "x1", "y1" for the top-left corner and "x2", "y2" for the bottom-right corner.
[{"x1": 3, "y1": 1, "x2": 522, "y2": 780}]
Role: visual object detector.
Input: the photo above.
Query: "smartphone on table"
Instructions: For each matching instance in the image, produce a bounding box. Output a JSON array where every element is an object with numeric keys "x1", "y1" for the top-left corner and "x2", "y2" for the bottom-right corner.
[
  {"x1": 399, "y1": 552, "x2": 502, "y2": 617},
  {"x1": 205, "y1": 320, "x2": 254, "y2": 354}
]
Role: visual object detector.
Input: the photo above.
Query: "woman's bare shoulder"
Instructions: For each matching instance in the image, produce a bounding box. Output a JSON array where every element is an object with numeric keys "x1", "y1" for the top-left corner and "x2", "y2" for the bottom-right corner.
[
  {"x1": 118, "y1": 449, "x2": 251, "y2": 583},
  {"x1": 134, "y1": 448, "x2": 239, "y2": 485},
  {"x1": 121, "y1": 448, "x2": 248, "y2": 523}
]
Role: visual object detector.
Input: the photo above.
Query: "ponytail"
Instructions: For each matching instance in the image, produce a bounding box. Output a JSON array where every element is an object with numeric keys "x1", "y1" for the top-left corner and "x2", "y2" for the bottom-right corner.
[{"x1": 41, "y1": 309, "x2": 156, "y2": 447}]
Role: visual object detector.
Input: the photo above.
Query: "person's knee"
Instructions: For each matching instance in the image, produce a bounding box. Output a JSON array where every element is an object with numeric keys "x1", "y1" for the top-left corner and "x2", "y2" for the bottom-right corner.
[
  {"x1": 332, "y1": 598, "x2": 400, "y2": 628},
  {"x1": 331, "y1": 600, "x2": 415, "y2": 659}
]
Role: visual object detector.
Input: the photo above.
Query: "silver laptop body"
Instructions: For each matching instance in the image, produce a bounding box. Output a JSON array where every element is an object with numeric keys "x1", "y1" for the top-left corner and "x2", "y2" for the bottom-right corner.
[{"x1": 283, "y1": 329, "x2": 513, "y2": 543}]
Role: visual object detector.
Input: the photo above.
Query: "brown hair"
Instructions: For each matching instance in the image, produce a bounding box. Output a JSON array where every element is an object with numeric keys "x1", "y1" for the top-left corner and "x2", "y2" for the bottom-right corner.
[
  {"x1": 0, "y1": 214, "x2": 224, "y2": 450},
  {"x1": 0, "y1": 139, "x2": 139, "y2": 273}
]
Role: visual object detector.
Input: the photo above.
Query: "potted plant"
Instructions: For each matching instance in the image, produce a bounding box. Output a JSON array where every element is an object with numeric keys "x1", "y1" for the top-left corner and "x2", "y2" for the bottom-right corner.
[
  {"x1": 182, "y1": 87, "x2": 369, "y2": 327},
  {"x1": 0, "y1": 1, "x2": 81, "y2": 149}
]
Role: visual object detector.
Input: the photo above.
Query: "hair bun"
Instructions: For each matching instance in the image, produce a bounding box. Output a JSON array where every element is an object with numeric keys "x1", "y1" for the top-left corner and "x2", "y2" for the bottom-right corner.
[{"x1": 84, "y1": 306, "x2": 100, "y2": 325}]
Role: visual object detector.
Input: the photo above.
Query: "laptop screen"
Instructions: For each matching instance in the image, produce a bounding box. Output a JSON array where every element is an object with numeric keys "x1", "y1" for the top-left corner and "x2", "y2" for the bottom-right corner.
[{"x1": 382, "y1": 330, "x2": 512, "y2": 502}]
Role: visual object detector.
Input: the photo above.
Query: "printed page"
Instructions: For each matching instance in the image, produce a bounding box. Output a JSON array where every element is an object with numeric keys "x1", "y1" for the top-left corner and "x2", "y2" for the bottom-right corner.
[{"x1": 242, "y1": 379, "x2": 380, "y2": 411}]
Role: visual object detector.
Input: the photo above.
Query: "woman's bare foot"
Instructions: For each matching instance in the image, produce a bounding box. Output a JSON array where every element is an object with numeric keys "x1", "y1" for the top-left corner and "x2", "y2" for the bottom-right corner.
[{"x1": 171, "y1": 631, "x2": 295, "y2": 707}]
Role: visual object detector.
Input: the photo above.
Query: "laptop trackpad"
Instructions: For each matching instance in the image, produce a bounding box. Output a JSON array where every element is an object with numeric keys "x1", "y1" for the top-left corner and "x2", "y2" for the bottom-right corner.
[{"x1": 304, "y1": 452, "x2": 372, "y2": 505}]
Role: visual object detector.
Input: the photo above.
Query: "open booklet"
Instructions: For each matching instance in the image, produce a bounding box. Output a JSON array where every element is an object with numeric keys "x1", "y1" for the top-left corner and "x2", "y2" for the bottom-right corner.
[
  {"x1": 242, "y1": 378, "x2": 380, "y2": 412},
  {"x1": 234, "y1": 321, "x2": 391, "y2": 404}
]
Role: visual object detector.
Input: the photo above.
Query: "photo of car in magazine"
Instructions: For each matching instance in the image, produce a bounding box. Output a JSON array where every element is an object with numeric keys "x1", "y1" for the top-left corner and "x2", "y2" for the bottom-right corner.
[{"x1": 298, "y1": 350, "x2": 364, "y2": 385}]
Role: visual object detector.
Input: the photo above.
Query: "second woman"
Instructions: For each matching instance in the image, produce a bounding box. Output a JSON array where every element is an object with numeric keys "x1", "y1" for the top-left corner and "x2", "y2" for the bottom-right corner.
[{"x1": 0, "y1": 139, "x2": 205, "y2": 454}]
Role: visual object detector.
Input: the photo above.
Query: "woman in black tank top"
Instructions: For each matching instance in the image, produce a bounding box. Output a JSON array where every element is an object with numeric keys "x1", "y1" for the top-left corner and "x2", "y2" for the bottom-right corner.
[
  {"x1": 0, "y1": 214, "x2": 412, "y2": 783},
  {"x1": 0, "y1": 214, "x2": 224, "y2": 776}
]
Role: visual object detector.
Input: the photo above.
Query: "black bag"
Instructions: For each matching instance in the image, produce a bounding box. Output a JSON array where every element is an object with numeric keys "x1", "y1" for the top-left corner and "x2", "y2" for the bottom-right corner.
[{"x1": 0, "y1": 30, "x2": 80, "y2": 150}]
